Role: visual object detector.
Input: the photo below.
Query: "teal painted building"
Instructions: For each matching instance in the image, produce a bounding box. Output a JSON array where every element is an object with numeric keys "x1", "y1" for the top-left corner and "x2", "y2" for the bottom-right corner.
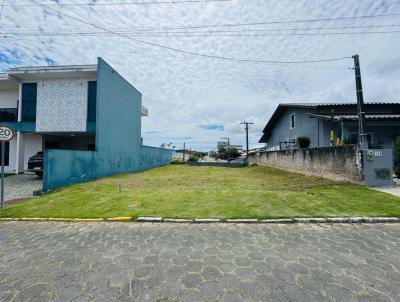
[{"x1": 0, "y1": 58, "x2": 172, "y2": 190}]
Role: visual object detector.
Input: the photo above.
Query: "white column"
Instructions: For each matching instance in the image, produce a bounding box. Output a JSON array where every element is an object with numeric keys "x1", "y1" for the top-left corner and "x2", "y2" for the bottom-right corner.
[
  {"x1": 17, "y1": 82, "x2": 22, "y2": 122},
  {"x1": 15, "y1": 132, "x2": 25, "y2": 174}
]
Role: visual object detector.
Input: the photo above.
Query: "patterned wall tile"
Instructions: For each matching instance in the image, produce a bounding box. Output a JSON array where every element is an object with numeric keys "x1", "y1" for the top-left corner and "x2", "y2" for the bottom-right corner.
[{"x1": 36, "y1": 78, "x2": 88, "y2": 132}]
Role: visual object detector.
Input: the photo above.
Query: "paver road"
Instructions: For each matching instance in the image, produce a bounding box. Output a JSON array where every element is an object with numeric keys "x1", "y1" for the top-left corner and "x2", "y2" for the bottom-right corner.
[
  {"x1": 4, "y1": 174, "x2": 42, "y2": 201},
  {"x1": 0, "y1": 222, "x2": 399, "y2": 302}
]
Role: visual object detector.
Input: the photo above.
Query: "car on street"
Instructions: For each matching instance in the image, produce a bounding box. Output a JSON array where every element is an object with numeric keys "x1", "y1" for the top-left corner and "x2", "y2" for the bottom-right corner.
[
  {"x1": 230, "y1": 157, "x2": 247, "y2": 164},
  {"x1": 27, "y1": 151, "x2": 43, "y2": 178}
]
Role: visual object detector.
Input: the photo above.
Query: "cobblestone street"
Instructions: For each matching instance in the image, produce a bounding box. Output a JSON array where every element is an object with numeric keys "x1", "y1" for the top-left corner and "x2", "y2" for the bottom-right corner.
[
  {"x1": 0, "y1": 222, "x2": 399, "y2": 302},
  {"x1": 4, "y1": 174, "x2": 42, "y2": 201}
]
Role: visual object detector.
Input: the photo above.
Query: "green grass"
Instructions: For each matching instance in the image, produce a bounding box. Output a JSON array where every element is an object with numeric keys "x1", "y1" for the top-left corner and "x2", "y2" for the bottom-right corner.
[{"x1": 1, "y1": 165, "x2": 400, "y2": 219}]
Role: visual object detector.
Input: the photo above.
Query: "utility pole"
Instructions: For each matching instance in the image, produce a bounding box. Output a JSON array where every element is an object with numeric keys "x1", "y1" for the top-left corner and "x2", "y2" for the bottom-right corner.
[
  {"x1": 183, "y1": 142, "x2": 186, "y2": 163},
  {"x1": 241, "y1": 121, "x2": 254, "y2": 159},
  {"x1": 352, "y1": 54, "x2": 368, "y2": 149},
  {"x1": 330, "y1": 110, "x2": 334, "y2": 147}
]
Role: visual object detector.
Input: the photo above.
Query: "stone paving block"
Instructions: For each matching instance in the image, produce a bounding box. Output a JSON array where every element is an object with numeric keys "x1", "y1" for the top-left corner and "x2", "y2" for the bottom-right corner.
[
  {"x1": 0, "y1": 222, "x2": 399, "y2": 301},
  {"x1": 4, "y1": 174, "x2": 42, "y2": 202}
]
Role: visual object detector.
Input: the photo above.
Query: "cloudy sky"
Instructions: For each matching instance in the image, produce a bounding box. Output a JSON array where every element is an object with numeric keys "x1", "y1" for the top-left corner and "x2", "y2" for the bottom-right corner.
[{"x1": 1, "y1": 0, "x2": 400, "y2": 151}]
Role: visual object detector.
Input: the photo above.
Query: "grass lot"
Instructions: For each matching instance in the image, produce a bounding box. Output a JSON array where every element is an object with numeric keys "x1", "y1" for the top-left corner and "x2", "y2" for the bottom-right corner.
[{"x1": 1, "y1": 165, "x2": 400, "y2": 219}]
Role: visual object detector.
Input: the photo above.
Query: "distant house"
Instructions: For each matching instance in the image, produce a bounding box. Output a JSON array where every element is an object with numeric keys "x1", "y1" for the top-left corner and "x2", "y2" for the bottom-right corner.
[{"x1": 259, "y1": 102, "x2": 400, "y2": 151}]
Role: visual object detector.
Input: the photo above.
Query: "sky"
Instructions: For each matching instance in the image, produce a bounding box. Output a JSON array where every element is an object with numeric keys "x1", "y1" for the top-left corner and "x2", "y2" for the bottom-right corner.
[{"x1": 1, "y1": 0, "x2": 400, "y2": 151}]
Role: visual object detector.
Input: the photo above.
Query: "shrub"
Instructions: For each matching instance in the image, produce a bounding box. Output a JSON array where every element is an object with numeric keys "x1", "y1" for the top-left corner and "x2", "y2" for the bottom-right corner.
[
  {"x1": 171, "y1": 157, "x2": 181, "y2": 164},
  {"x1": 394, "y1": 136, "x2": 400, "y2": 178},
  {"x1": 297, "y1": 136, "x2": 311, "y2": 148},
  {"x1": 187, "y1": 156, "x2": 199, "y2": 163}
]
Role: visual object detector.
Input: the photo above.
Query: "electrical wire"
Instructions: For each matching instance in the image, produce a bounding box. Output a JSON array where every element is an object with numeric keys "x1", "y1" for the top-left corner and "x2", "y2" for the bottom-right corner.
[
  {"x1": 0, "y1": 0, "x2": 5, "y2": 20},
  {"x1": 3, "y1": 0, "x2": 231, "y2": 6},
  {"x1": 12, "y1": 0, "x2": 353, "y2": 64},
  {"x1": 130, "y1": 12, "x2": 400, "y2": 31},
  {"x1": 3, "y1": 30, "x2": 400, "y2": 37},
  {"x1": 0, "y1": 34, "x2": 349, "y2": 70},
  {"x1": 4, "y1": 23, "x2": 400, "y2": 35}
]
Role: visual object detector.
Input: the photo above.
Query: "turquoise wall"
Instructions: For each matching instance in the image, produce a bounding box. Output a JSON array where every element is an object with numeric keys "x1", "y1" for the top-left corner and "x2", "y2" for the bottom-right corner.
[
  {"x1": 140, "y1": 146, "x2": 174, "y2": 169},
  {"x1": 43, "y1": 58, "x2": 172, "y2": 191}
]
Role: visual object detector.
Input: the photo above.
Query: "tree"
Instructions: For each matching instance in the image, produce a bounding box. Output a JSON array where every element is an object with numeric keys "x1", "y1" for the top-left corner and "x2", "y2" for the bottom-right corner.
[{"x1": 216, "y1": 146, "x2": 240, "y2": 160}]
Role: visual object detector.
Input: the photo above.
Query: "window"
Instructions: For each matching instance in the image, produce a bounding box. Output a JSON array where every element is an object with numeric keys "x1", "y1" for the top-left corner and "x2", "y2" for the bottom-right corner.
[
  {"x1": 0, "y1": 108, "x2": 18, "y2": 122},
  {"x1": 87, "y1": 81, "x2": 97, "y2": 122},
  {"x1": 290, "y1": 113, "x2": 295, "y2": 129},
  {"x1": 349, "y1": 132, "x2": 374, "y2": 147},
  {"x1": 0, "y1": 142, "x2": 10, "y2": 166},
  {"x1": 21, "y1": 83, "x2": 37, "y2": 122}
]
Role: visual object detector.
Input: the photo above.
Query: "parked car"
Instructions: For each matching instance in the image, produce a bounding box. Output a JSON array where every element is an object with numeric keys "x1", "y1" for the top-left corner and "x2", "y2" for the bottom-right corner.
[
  {"x1": 230, "y1": 157, "x2": 247, "y2": 164},
  {"x1": 27, "y1": 151, "x2": 43, "y2": 178}
]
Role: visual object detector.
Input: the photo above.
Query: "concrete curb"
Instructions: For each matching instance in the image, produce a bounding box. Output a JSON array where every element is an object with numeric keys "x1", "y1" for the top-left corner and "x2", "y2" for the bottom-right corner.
[
  {"x1": 193, "y1": 218, "x2": 221, "y2": 223},
  {"x1": 106, "y1": 217, "x2": 133, "y2": 222},
  {"x1": 136, "y1": 217, "x2": 162, "y2": 222},
  {"x1": 0, "y1": 217, "x2": 399, "y2": 224},
  {"x1": 163, "y1": 218, "x2": 193, "y2": 223}
]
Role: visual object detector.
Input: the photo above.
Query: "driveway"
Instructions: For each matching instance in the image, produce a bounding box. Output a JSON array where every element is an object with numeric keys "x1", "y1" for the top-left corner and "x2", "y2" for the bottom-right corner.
[
  {"x1": 4, "y1": 174, "x2": 42, "y2": 202},
  {"x1": 0, "y1": 222, "x2": 399, "y2": 302}
]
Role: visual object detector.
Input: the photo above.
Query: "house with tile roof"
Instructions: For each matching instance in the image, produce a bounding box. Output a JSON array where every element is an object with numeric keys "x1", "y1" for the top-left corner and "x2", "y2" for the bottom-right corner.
[{"x1": 259, "y1": 102, "x2": 400, "y2": 151}]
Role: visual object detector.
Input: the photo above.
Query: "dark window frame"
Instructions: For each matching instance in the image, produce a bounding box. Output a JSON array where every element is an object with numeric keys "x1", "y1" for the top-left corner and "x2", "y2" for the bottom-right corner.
[
  {"x1": 87, "y1": 81, "x2": 97, "y2": 122},
  {"x1": 290, "y1": 113, "x2": 296, "y2": 129},
  {"x1": 21, "y1": 83, "x2": 37, "y2": 122},
  {"x1": 0, "y1": 108, "x2": 18, "y2": 122}
]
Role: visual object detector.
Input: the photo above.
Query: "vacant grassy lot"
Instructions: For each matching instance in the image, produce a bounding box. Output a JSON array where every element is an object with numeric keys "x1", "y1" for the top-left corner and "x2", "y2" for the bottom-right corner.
[{"x1": 1, "y1": 165, "x2": 400, "y2": 219}]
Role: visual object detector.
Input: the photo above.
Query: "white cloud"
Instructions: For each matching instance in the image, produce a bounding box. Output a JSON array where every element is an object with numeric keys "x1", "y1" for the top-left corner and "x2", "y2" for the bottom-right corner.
[{"x1": 1, "y1": 0, "x2": 400, "y2": 150}]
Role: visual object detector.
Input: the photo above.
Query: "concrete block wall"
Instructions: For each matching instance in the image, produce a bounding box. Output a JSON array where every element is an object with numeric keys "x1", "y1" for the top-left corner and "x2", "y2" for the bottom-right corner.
[{"x1": 249, "y1": 145, "x2": 363, "y2": 183}]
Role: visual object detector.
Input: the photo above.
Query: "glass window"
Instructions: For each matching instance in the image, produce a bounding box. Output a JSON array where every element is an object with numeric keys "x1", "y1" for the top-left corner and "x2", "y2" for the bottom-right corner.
[
  {"x1": 290, "y1": 114, "x2": 295, "y2": 129},
  {"x1": 21, "y1": 83, "x2": 37, "y2": 122},
  {"x1": 0, "y1": 108, "x2": 18, "y2": 122},
  {"x1": 87, "y1": 81, "x2": 97, "y2": 122},
  {"x1": 0, "y1": 142, "x2": 10, "y2": 166}
]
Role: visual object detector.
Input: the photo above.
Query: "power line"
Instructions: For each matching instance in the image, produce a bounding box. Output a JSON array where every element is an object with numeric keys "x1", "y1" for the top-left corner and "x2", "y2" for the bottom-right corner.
[
  {"x1": 4, "y1": 0, "x2": 231, "y2": 6},
  {"x1": 4, "y1": 23, "x2": 400, "y2": 34},
  {"x1": 0, "y1": 35, "x2": 350, "y2": 70},
  {"x1": 0, "y1": 0, "x2": 5, "y2": 20},
  {"x1": 3, "y1": 30, "x2": 400, "y2": 37},
  {"x1": 4, "y1": 3, "x2": 400, "y2": 30},
  {"x1": 5, "y1": 23, "x2": 400, "y2": 33},
  {"x1": 134, "y1": 13, "x2": 400, "y2": 31},
  {"x1": 28, "y1": 0, "x2": 353, "y2": 64}
]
